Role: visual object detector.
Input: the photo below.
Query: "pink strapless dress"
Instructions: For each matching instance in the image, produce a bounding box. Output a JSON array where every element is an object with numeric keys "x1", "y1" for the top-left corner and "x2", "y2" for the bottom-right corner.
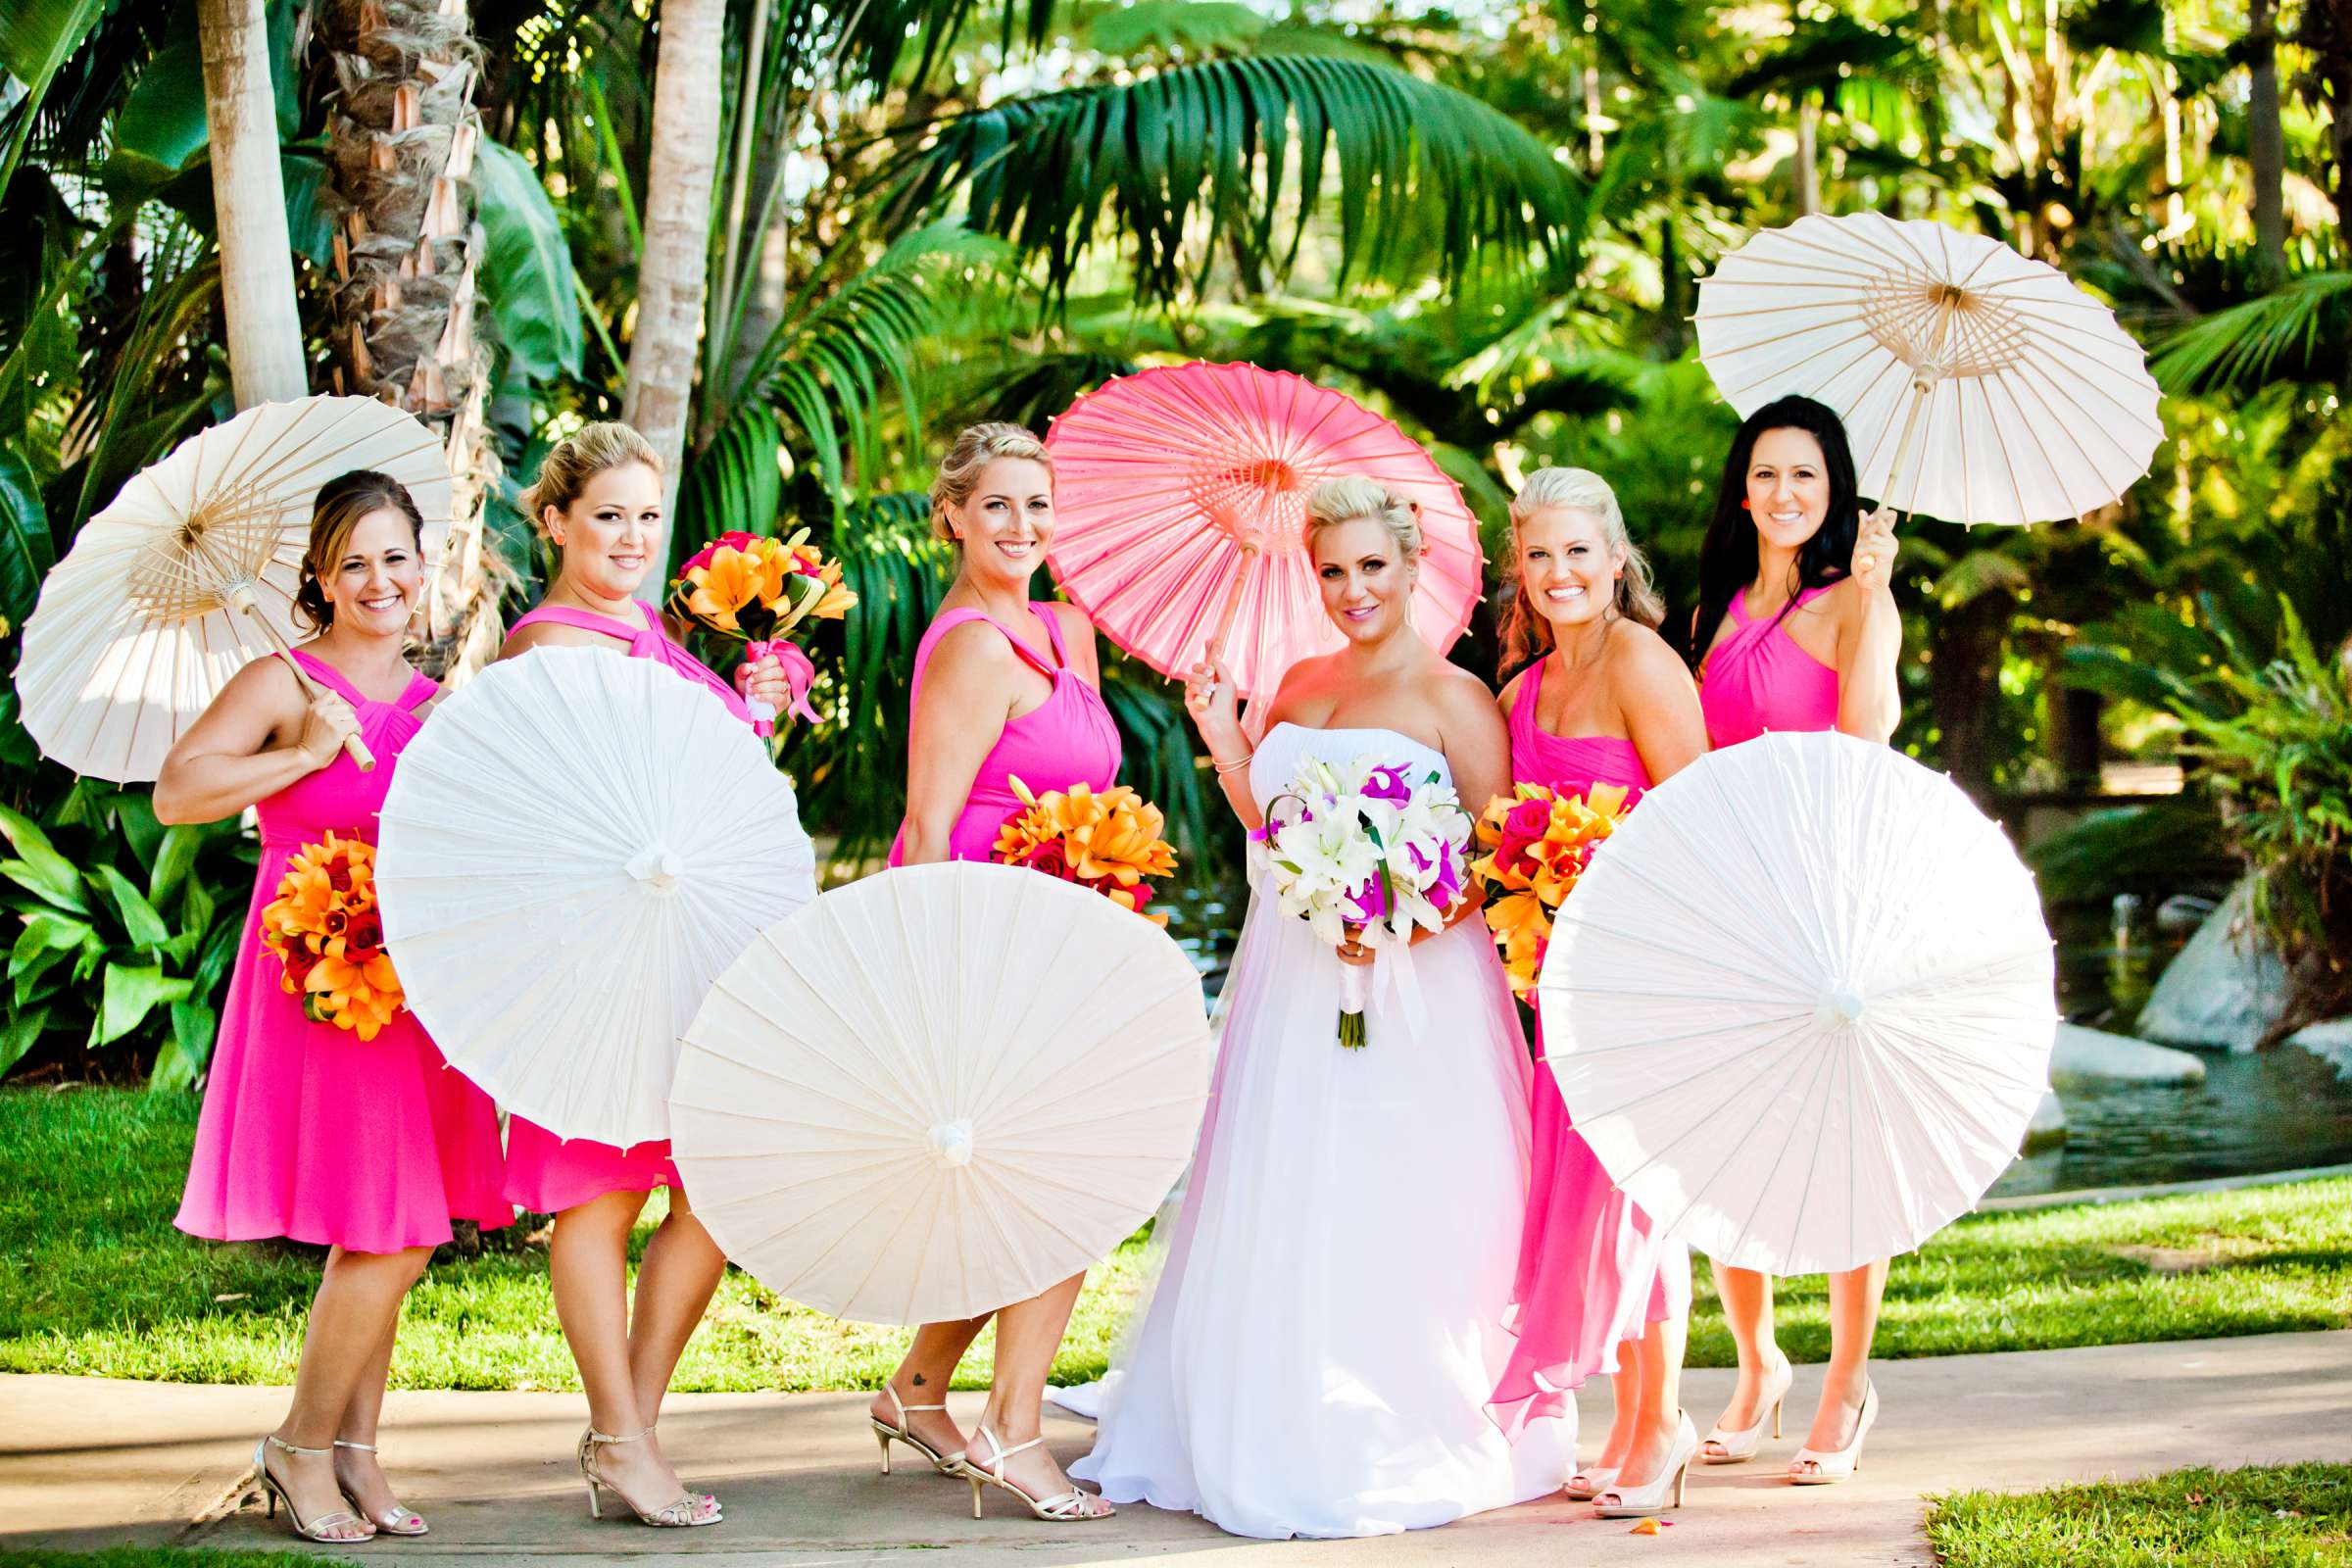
[
  {"x1": 500, "y1": 600, "x2": 761, "y2": 1212},
  {"x1": 175, "y1": 650, "x2": 510, "y2": 1253},
  {"x1": 1489, "y1": 656, "x2": 1691, "y2": 1438},
  {"x1": 1697, "y1": 584, "x2": 1840, "y2": 749},
  {"x1": 886, "y1": 604, "x2": 1122, "y2": 865}
]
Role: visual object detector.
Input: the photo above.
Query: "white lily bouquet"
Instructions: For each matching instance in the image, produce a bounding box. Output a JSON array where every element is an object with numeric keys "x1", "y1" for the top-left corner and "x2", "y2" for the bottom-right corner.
[{"x1": 1252, "y1": 754, "x2": 1473, "y2": 1049}]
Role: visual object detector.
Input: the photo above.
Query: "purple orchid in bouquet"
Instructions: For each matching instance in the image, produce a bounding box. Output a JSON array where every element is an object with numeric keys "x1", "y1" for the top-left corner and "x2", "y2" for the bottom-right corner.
[{"x1": 1254, "y1": 754, "x2": 1474, "y2": 1049}]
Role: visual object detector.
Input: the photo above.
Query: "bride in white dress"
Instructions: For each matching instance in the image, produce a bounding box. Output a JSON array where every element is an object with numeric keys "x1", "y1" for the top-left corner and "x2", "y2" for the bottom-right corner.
[{"x1": 1069, "y1": 476, "x2": 1571, "y2": 1539}]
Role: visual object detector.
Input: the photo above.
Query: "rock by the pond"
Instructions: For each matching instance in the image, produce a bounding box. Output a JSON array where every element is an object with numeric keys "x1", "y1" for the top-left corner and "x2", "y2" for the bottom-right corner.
[
  {"x1": 2155, "y1": 893, "x2": 2219, "y2": 937},
  {"x1": 2049, "y1": 1023, "x2": 2207, "y2": 1085},
  {"x1": 2023, "y1": 1087, "x2": 2068, "y2": 1152},
  {"x1": 2135, "y1": 879, "x2": 2289, "y2": 1054},
  {"x1": 2289, "y1": 1017, "x2": 2352, "y2": 1079}
]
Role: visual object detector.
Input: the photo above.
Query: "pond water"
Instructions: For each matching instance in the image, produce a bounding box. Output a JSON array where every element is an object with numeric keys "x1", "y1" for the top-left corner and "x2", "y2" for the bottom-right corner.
[{"x1": 1160, "y1": 882, "x2": 2352, "y2": 1200}]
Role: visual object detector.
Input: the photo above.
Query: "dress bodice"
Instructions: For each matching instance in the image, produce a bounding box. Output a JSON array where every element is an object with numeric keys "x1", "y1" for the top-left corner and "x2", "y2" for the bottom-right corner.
[
  {"x1": 509, "y1": 598, "x2": 760, "y2": 730},
  {"x1": 1697, "y1": 584, "x2": 1840, "y2": 749},
  {"x1": 256, "y1": 650, "x2": 437, "y2": 849},
  {"x1": 1506, "y1": 656, "x2": 1651, "y2": 807},
  {"x1": 1248, "y1": 721, "x2": 1452, "y2": 813}
]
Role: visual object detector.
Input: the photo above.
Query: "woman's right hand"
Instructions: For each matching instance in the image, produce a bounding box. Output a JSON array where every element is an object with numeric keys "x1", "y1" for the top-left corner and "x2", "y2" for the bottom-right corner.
[
  {"x1": 1185, "y1": 658, "x2": 1245, "y2": 757},
  {"x1": 294, "y1": 692, "x2": 361, "y2": 768}
]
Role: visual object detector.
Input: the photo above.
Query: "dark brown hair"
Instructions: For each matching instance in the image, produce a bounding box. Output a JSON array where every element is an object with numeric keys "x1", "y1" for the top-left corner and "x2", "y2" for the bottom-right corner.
[{"x1": 294, "y1": 469, "x2": 427, "y2": 631}]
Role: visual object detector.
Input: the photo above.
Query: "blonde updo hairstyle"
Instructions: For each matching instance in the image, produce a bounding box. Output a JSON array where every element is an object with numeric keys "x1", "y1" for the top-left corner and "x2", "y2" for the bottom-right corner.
[
  {"x1": 293, "y1": 469, "x2": 426, "y2": 632},
  {"x1": 1302, "y1": 474, "x2": 1423, "y2": 564},
  {"x1": 1498, "y1": 466, "x2": 1665, "y2": 674},
  {"x1": 930, "y1": 422, "x2": 1053, "y2": 544},
  {"x1": 518, "y1": 420, "x2": 662, "y2": 543}
]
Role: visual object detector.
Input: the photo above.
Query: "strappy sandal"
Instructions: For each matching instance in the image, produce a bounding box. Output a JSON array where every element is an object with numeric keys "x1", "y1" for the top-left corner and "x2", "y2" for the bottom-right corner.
[
  {"x1": 576, "y1": 1426, "x2": 721, "y2": 1527},
  {"x1": 870, "y1": 1383, "x2": 965, "y2": 1475},
  {"x1": 252, "y1": 1434, "x2": 374, "y2": 1543},
  {"x1": 961, "y1": 1425, "x2": 1113, "y2": 1522},
  {"x1": 332, "y1": 1438, "x2": 426, "y2": 1536}
]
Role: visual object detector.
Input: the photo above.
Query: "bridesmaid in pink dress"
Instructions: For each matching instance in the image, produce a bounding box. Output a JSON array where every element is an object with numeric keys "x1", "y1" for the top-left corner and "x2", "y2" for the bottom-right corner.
[
  {"x1": 497, "y1": 422, "x2": 796, "y2": 1529},
  {"x1": 1487, "y1": 467, "x2": 1708, "y2": 1520},
  {"x1": 1689, "y1": 395, "x2": 1901, "y2": 1485},
  {"x1": 863, "y1": 423, "x2": 1121, "y2": 1524},
  {"x1": 164, "y1": 471, "x2": 509, "y2": 1544}
]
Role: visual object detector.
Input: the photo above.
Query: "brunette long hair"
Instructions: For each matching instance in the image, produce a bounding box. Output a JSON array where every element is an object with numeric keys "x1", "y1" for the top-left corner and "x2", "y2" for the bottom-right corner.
[{"x1": 1687, "y1": 395, "x2": 1863, "y2": 670}]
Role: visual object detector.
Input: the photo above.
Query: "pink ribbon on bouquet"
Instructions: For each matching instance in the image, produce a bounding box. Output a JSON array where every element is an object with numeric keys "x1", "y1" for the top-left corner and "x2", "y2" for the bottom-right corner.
[{"x1": 742, "y1": 640, "x2": 820, "y2": 727}]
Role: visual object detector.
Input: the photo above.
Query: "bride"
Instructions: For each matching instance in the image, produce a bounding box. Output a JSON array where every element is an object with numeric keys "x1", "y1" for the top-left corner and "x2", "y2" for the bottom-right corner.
[{"x1": 1070, "y1": 475, "x2": 1571, "y2": 1538}]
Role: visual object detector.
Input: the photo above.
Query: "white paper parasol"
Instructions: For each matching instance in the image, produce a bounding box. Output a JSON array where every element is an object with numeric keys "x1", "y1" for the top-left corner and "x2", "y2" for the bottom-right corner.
[
  {"x1": 1537, "y1": 730, "x2": 2057, "y2": 1275},
  {"x1": 669, "y1": 861, "x2": 1214, "y2": 1325},
  {"x1": 14, "y1": 396, "x2": 452, "y2": 781},
  {"x1": 377, "y1": 645, "x2": 815, "y2": 1147},
  {"x1": 1693, "y1": 213, "x2": 2162, "y2": 526}
]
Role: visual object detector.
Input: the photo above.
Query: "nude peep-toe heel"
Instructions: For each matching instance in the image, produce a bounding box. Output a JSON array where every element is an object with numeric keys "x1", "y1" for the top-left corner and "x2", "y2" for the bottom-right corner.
[
  {"x1": 870, "y1": 1383, "x2": 966, "y2": 1475},
  {"x1": 1788, "y1": 1381, "x2": 1878, "y2": 1485},
  {"x1": 962, "y1": 1426, "x2": 1113, "y2": 1522},
  {"x1": 577, "y1": 1427, "x2": 721, "y2": 1526},
  {"x1": 1563, "y1": 1464, "x2": 1619, "y2": 1501},
  {"x1": 1592, "y1": 1412, "x2": 1699, "y2": 1520},
  {"x1": 332, "y1": 1439, "x2": 427, "y2": 1536},
  {"x1": 251, "y1": 1435, "x2": 374, "y2": 1544},
  {"x1": 1703, "y1": 1350, "x2": 1793, "y2": 1463}
]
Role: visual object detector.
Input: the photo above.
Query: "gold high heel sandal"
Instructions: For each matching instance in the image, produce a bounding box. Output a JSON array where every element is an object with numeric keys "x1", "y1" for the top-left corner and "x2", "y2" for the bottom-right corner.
[
  {"x1": 332, "y1": 1438, "x2": 427, "y2": 1536},
  {"x1": 961, "y1": 1426, "x2": 1112, "y2": 1522},
  {"x1": 251, "y1": 1435, "x2": 374, "y2": 1544},
  {"x1": 576, "y1": 1427, "x2": 721, "y2": 1527},
  {"x1": 870, "y1": 1383, "x2": 965, "y2": 1475}
]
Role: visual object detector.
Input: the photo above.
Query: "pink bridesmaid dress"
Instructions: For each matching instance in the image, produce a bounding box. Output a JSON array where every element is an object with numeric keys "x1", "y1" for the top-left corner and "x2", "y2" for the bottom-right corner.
[
  {"x1": 1488, "y1": 656, "x2": 1692, "y2": 1438},
  {"x1": 176, "y1": 650, "x2": 509, "y2": 1252},
  {"x1": 500, "y1": 599, "x2": 762, "y2": 1212},
  {"x1": 1697, "y1": 584, "x2": 1840, "y2": 749},
  {"x1": 886, "y1": 604, "x2": 1121, "y2": 865}
]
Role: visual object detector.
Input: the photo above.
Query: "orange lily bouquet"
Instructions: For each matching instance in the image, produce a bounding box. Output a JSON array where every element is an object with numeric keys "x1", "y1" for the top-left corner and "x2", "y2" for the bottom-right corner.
[
  {"x1": 668, "y1": 529, "x2": 858, "y2": 725},
  {"x1": 993, "y1": 778, "x2": 1180, "y2": 923},
  {"x1": 259, "y1": 831, "x2": 406, "y2": 1042},
  {"x1": 1468, "y1": 783, "x2": 1631, "y2": 1000}
]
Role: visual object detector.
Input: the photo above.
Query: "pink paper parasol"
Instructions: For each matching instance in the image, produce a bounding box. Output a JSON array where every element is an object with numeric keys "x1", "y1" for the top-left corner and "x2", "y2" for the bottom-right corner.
[{"x1": 1044, "y1": 363, "x2": 1485, "y2": 702}]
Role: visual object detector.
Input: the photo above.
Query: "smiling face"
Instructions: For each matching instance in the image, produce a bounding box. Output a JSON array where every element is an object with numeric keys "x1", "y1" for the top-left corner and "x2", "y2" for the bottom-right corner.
[
  {"x1": 316, "y1": 507, "x2": 424, "y2": 638},
  {"x1": 549, "y1": 461, "x2": 663, "y2": 601},
  {"x1": 947, "y1": 457, "x2": 1054, "y2": 589},
  {"x1": 1745, "y1": 426, "x2": 1833, "y2": 551},
  {"x1": 1312, "y1": 514, "x2": 1414, "y2": 645},
  {"x1": 1514, "y1": 506, "x2": 1623, "y2": 634}
]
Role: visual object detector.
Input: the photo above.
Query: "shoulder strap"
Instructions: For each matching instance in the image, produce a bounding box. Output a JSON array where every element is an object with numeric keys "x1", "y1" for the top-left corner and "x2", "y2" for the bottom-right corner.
[
  {"x1": 1509, "y1": 656, "x2": 1544, "y2": 742},
  {"x1": 281, "y1": 648, "x2": 362, "y2": 706},
  {"x1": 398, "y1": 671, "x2": 439, "y2": 711},
  {"x1": 1027, "y1": 602, "x2": 1071, "y2": 669},
  {"x1": 511, "y1": 602, "x2": 647, "y2": 644}
]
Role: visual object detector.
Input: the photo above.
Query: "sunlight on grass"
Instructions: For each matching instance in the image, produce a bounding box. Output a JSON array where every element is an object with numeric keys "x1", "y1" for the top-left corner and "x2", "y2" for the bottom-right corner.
[
  {"x1": 1929, "y1": 1463, "x2": 2352, "y2": 1567},
  {"x1": 4, "y1": 1087, "x2": 2345, "y2": 1391}
]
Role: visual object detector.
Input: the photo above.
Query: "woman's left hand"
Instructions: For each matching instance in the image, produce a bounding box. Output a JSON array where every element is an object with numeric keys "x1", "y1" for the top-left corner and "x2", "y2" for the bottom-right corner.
[
  {"x1": 1851, "y1": 506, "x2": 1899, "y2": 598},
  {"x1": 736, "y1": 652, "x2": 793, "y2": 714}
]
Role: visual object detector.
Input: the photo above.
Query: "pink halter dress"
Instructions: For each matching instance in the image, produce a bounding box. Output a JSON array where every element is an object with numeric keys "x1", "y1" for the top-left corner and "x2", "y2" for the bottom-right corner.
[
  {"x1": 1488, "y1": 655, "x2": 1692, "y2": 1438},
  {"x1": 887, "y1": 604, "x2": 1122, "y2": 865},
  {"x1": 1697, "y1": 584, "x2": 1840, "y2": 749},
  {"x1": 501, "y1": 599, "x2": 760, "y2": 1213},
  {"x1": 175, "y1": 650, "x2": 511, "y2": 1253}
]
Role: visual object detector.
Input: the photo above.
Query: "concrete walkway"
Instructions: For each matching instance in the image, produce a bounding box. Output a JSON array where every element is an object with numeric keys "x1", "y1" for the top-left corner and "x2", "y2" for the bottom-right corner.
[{"x1": 6, "y1": 1331, "x2": 2348, "y2": 1565}]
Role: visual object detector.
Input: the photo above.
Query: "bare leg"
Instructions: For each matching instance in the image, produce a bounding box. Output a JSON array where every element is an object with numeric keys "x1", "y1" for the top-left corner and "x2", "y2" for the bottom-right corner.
[
  {"x1": 968, "y1": 1272, "x2": 1110, "y2": 1517},
  {"x1": 870, "y1": 1313, "x2": 995, "y2": 1461},
  {"x1": 1578, "y1": 1367, "x2": 1642, "y2": 1488},
  {"x1": 1607, "y1": 1313, "x2": 1689, "y2": 1493},
  {"x1": 267, "y1": 1246, "x2": 432, "y2": 1538},
  {"x1": 1792, "y1": 1259, "x2": 1886, "y2": 1471},
  {"x1": 1702, "y1": 1261, "x2": 1779, "y2": 1458},
  {"x1": 330, "y1": 1272, "x2": 425, "y2": 1526},
  {"x1": 548, "y1": 1189, "x2": 700, "y2": 1515},
  {"x1": 627, "y1": 1189, "x2": 728, "y2": 1427}
]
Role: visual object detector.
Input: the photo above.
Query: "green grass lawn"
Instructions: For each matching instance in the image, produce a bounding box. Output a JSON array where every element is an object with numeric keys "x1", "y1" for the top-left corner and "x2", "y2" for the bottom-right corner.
[
  {"x1": 1929, "y1": 1464, "x2": 2352, "y2": 1567},
  {"x1": 3, "y1": 1086, "x2": 2347, "y2": 1392}
]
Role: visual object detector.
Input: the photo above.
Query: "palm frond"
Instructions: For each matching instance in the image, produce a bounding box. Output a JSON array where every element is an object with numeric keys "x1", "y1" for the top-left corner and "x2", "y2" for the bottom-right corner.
[
  {"x1": 2149, "y1": 271, "x2": 2352, "y2": 395},
  {"x1": 865, "y1": 52, "x2": 1579, "y2": 306}
]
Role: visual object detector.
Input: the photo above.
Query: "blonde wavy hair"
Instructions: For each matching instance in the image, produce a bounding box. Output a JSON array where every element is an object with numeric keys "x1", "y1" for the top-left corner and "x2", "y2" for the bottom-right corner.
[
  {"x1": 1302, "y1": 474, "x2": 1423, "y2": 561},
  {"x1": 518, "y1": 420, "x2": 662, "y2": 536},
  {"x1": 929, "y1": 422, "x2": 1053, "y2": 543},
  {"x1": 1497, "y1": 466, "x2": 1665, "y2": 673}
]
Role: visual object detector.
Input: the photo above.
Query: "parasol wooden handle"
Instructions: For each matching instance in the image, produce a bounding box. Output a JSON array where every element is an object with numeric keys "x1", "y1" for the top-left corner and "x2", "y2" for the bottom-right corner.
[
  {"x1": 1201, "y1": 536, "x2": 1263, "y2": 693},
  {"x1": 230, "y1": 590, "x2": 376, "y2": 771}
]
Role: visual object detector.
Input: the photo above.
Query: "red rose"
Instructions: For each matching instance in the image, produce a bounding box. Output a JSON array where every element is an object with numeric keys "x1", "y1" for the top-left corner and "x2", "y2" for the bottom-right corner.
[
  {"x1": 285, "y1": 947, "x2": 319, "y2": 985},
  {"x1": 1022, "y1": 840, "x2": 1078, "y2": 881},
  {"x1": 345, "y1": 912, "x2": 384, "y2": 952}
]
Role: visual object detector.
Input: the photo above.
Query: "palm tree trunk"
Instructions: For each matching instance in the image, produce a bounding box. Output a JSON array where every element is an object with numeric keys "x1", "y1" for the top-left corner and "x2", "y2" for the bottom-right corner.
[
  {"x1": 1795, "y1": 90, "x2": 1821, "y2": 217},
  {"x1": 623, "y1": 0, "x2": 727, "y2": 523},
  {"x1": 196, "y1": 0, "x2": 306, "y2": 408},
  {"x1": 316, "y1": 0, "x2": 505, "y2": 680},
  {"x1": 2248, "y1": 0, "x2": 2287, "y2": 285}
]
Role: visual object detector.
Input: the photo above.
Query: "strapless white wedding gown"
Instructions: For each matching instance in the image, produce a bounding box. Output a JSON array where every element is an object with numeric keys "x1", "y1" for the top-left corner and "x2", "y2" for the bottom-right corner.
[{"x1": 1070, "y1": 722, "x2": 1571, "y2": 1539}]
